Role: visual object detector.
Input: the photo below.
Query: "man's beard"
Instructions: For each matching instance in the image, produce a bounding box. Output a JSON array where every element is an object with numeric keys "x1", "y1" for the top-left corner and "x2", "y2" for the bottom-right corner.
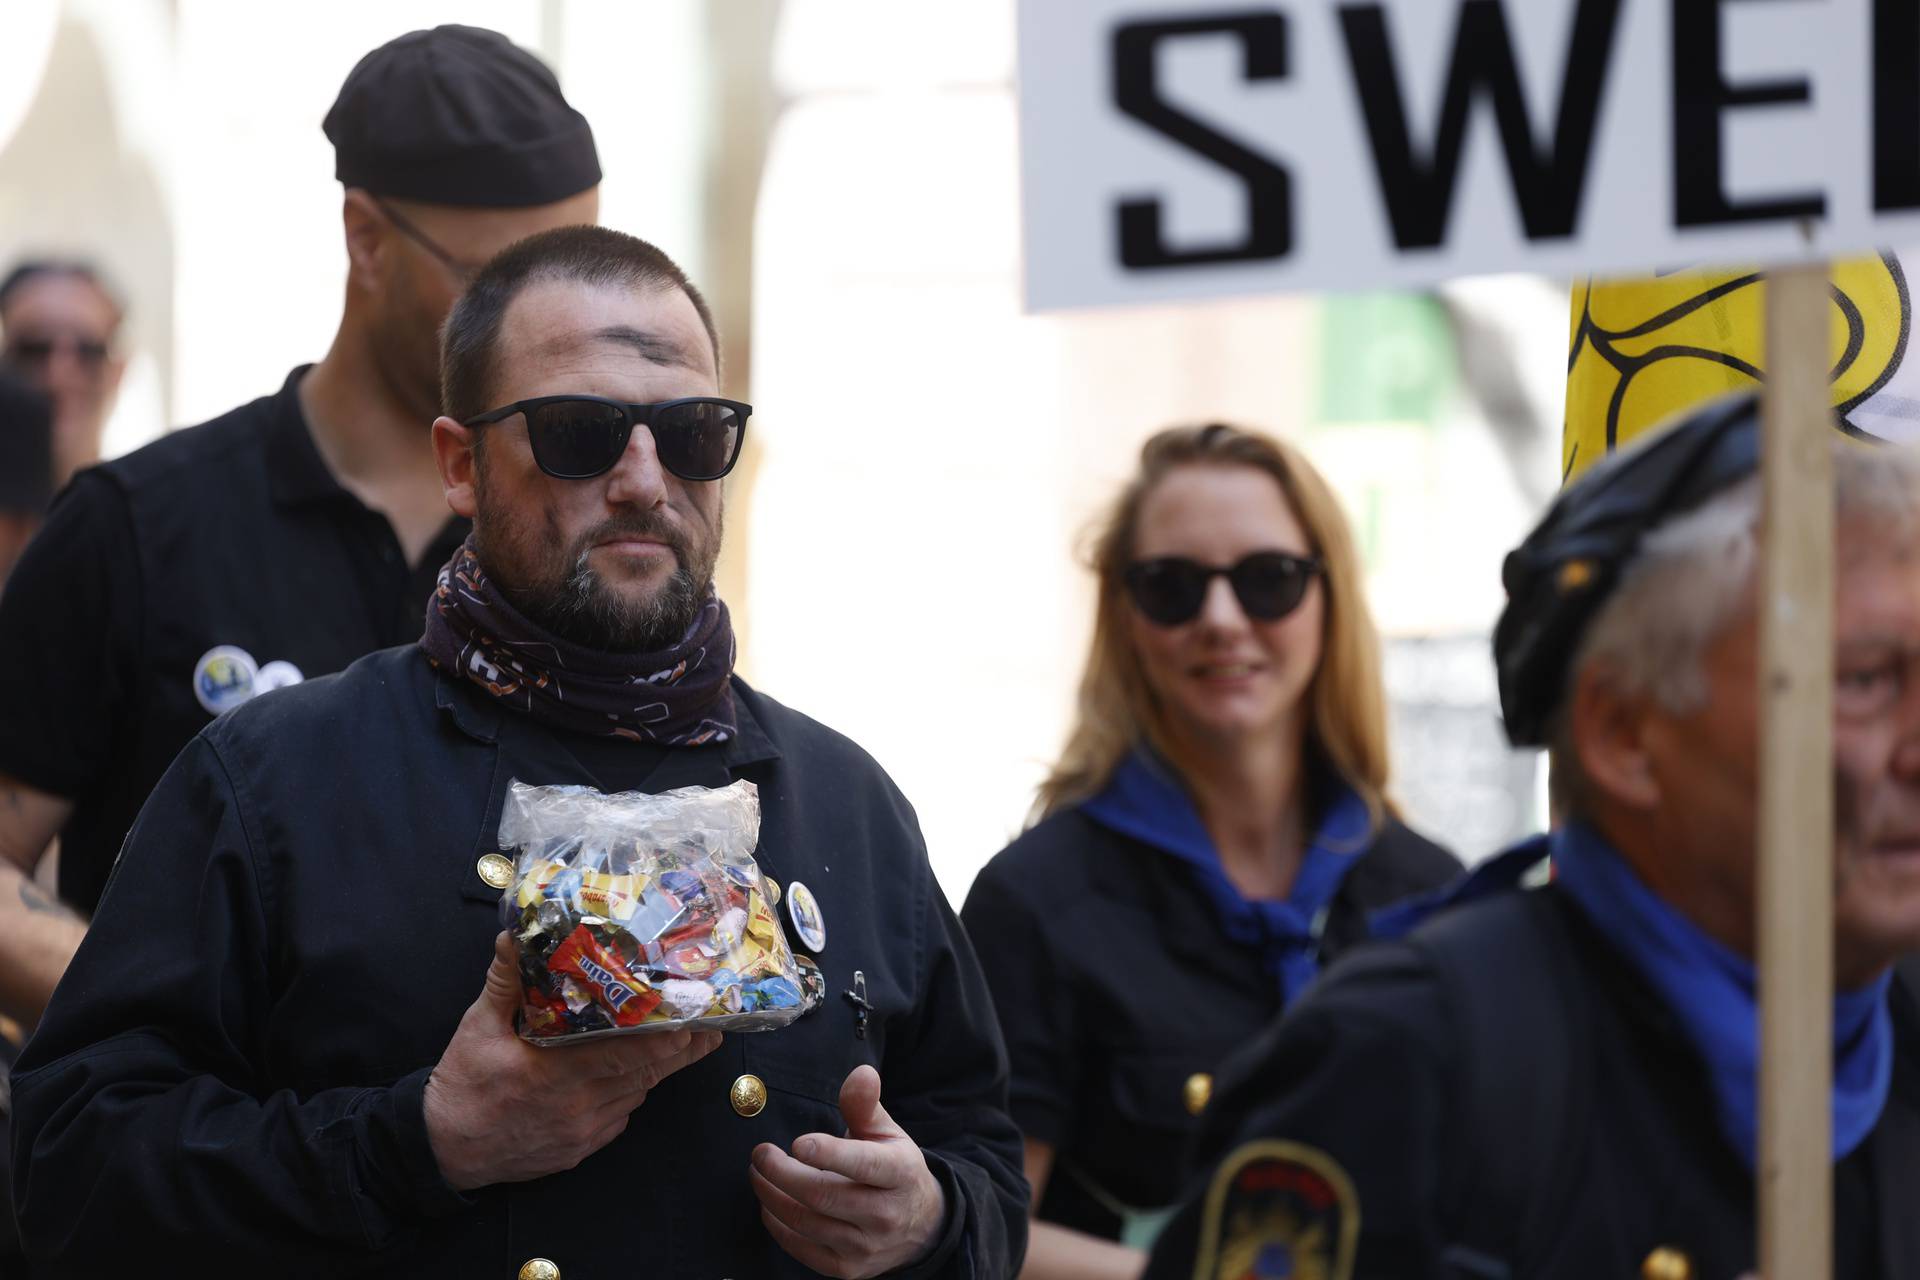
[{"x1": 483, "y1": 508, "x2": 719, "y2": 655}]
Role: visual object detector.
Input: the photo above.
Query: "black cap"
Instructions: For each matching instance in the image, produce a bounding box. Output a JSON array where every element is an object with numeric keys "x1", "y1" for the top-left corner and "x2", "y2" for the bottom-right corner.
[
  {"x1": 1494, "y1": 392, "x2": 1763, "y2": 746},
  {"x1": 323, "y1": 25, "x2": 600, "y2": 208}
]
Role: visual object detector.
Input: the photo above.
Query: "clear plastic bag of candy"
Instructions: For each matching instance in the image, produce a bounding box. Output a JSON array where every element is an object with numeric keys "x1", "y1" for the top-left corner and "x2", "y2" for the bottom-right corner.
[{"x1": 495, "y1": 778, "x2": 818, "y2": 1043}]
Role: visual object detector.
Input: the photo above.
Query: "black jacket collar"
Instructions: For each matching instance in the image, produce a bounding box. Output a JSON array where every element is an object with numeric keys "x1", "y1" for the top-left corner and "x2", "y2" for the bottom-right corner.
[{"x1": 262, "y1": 366, "x2": 351, "y2": 509}]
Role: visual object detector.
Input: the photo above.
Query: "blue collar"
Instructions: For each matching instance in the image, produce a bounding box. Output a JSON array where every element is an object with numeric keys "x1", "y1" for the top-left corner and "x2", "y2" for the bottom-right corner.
[
  {"x1": 1079, "y1": 751, "x2": 1372, "y2": 1004},
  {"x1": 1552, "y1": 822, "x2": 1893, "y2": 1168}
]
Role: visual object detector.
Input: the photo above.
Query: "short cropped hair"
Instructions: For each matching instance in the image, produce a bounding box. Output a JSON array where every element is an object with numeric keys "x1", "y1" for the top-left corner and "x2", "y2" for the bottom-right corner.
[{"x1": 440, "y1": 226, "x2": 719, "y2": 424}]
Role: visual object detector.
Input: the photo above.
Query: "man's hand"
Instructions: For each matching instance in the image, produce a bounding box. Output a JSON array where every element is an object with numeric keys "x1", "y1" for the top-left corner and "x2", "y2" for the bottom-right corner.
[
  {"x1": 750, "y1": 1064, "x2": 947, "y2": 1278},
  {"x1": 423, "y1": 932, "x2": 723, "y2": 1191}
]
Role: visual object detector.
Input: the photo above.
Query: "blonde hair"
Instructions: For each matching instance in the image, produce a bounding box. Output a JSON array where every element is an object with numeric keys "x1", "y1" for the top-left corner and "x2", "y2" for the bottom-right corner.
[{"x1": 1037, "y1": 423, "x2": 1394, "y2": 828}]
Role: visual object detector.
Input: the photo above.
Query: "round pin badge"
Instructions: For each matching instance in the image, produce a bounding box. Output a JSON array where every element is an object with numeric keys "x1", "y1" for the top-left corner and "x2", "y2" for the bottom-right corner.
[
  {"x1": 254, "y1": 660, "x2": 305, "y2": 694},
  {"x1": 193, "y1": 646, "x2": 259, "y2": 716},
  {"x1": 785, "y1": 880, "x2": 826, "y2": 953},
  {"x1": 792, "y1": 954, "x2": 826, "y2": 1012}
]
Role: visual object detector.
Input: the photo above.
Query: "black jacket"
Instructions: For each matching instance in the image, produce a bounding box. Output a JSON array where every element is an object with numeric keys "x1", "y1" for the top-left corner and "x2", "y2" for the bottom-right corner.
[
  {"x1": 960, "y1": 804, "x2": 1458, "y2": 1240},
  {"x1": 1143, "y1": 884, "x2": 1920, "y2": 1280},
  {"x1": 10, "y1": 648, "x2": 1027, "y2": 1277},
  {"x1": 0, "y1": 368, "x2": 465, "y2": 914}
]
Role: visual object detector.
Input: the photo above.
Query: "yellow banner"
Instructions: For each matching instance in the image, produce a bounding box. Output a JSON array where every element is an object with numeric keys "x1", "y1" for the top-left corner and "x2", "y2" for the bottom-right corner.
[{"x1": 1563, "y1": 253, "x2": 1913, "y2": 481}]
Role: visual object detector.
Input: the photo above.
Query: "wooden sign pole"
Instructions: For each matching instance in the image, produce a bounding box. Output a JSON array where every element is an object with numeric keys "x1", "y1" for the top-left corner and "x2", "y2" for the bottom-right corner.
[{"x1": 1757, "y1": 260, "x2": 1835, "y2": 1280}]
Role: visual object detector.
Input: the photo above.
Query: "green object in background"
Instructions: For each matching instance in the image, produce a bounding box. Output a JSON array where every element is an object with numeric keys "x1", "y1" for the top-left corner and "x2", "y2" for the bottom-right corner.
[
  {"x1": 1119, "y1": 1204, "x2": 1179, "y2": 1252},
  {"x1": 1316, "y1": 293, "x2": 1456, "y2": 425}
]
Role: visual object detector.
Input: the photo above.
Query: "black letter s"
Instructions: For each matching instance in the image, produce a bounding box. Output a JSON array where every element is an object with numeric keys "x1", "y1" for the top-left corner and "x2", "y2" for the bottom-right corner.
[{"x1": 1112, "y1": 12, "x2": 1292, "y2": 269}]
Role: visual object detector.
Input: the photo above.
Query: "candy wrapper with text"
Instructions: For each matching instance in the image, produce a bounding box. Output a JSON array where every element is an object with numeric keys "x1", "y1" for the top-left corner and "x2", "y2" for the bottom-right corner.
[{"x1": 495, "y1": 778, "x2": 813, "y2": 1043}]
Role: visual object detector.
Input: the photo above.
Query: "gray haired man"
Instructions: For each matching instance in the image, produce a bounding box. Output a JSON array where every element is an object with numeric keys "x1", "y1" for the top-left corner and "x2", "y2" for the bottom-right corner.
[{"x1": 1142, "y1": 392, "x2": 1920, "y2": 1280}]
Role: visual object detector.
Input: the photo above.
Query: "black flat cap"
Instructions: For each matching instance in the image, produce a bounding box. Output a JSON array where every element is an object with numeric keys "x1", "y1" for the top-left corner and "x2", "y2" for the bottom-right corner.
[
  {"x1": 323, "y1": 25, "x2": 599, "y2": 208},
  {"x1": 1494, "y1": 392, "x2": 1763, "y2": 746}
]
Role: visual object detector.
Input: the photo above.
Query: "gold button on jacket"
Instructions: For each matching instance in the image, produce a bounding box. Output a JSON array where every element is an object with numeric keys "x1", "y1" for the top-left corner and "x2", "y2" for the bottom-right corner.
[
  {"x1": 1183, "y1": 1072, "x2": 1213, "y2": 1115},
  {"x1": 1640, "y1": 1246, "x2": 1691, "y2": 1280},
  {"x1": 518, "y1": 1259, "x2": 560, "y2": 1280},
  {"x1": 731, "y1": 1073, "x2": 768, "y2": 1117},
  {"x1": 476, "y1": 853, "x2": 515, "y2": 890}
]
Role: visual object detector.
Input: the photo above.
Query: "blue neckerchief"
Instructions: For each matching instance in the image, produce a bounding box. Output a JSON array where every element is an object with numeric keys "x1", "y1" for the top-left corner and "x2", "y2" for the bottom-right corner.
[
  {"x1": 1079, "y1": 750, "x2": 1371, "y2": 1005},
  {"x1": 1552, "y1": 821, "x2": 1893, "y2": 1169}
]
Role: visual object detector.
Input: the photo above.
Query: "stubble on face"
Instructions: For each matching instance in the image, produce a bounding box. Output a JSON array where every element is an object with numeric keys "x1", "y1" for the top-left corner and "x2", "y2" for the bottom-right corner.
[{"x1": 473, "y1": 453, "x2": 723, "y2": 654}]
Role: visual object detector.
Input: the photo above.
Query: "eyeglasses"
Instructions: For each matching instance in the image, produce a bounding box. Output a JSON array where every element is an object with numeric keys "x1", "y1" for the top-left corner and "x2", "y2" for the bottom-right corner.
[
  {"x1": 5, "y1": 335, "x2": 111, "y2": 369},
  {"x1": 374, "y1": 198, "x2": 479, "y2": 285},
  {"x1": 464, "y1": 395, "x2": 751, "y2": 481},
  {"x1": 1122, "y1": 552, "x2": 1323, "y2": 626}
]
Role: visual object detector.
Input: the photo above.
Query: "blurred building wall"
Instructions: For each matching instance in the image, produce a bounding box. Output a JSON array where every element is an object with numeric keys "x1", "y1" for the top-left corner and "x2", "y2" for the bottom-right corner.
[{"x1": 750, "y1": 0, "x2": 1553, "y2": 897}]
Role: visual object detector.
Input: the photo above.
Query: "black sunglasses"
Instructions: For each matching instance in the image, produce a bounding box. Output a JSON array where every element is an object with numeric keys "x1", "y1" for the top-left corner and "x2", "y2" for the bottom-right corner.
[
  {"x1": 464, "y1": 395, "x2": 751, "y2": 482},
  {"x1": 6, "y1": 335, "x2": 110, "y2": 368},
  {"x1": 1122, "y1": 551, "x2": 1323, "y2": 627},
  {"x1": 375, "y1": 197, "x2": 480, "y2": 285}
]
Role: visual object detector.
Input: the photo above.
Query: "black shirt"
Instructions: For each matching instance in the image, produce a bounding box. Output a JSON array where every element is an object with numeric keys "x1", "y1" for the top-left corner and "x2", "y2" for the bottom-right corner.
[
  {"x1": 0, "y1": 367, "x2": 466, "y2": 912},
  {"x1": 10, "y1": 650, "x2": 1028, "y2": 1276},
  {"x1": 959, "y1": 803, "x2": 1459, "y2": 1242},
  {"x1": 1141, "y1": 885, "x2": 1920, "y2": 1279}
]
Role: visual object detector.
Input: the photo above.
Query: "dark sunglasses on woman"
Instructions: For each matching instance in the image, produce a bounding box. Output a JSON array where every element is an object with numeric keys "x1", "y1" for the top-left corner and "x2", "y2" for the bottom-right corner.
[
  {"x1": 463, "y1": 394, "x2": 751, "y2": 481},
  {"x1": 1122, "y1": 551, "x2": 1323, "y2": 627}
]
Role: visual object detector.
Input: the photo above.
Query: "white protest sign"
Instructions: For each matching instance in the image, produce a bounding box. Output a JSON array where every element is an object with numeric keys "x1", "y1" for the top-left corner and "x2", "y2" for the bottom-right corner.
[{"x1": 1019, "y1": 0, "x2": 1920, "y2": 309}]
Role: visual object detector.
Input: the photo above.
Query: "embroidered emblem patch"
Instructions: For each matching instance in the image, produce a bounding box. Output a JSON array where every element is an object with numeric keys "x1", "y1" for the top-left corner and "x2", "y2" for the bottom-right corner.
[{"x1": 1190, "y1": 1140, "x2": 1359, "y2": 1280}]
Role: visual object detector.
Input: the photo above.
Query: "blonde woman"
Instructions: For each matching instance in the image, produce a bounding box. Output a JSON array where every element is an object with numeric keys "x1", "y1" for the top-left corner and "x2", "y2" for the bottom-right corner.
[{"x1": 961, "y1": 423, "x2": 1459, "y2": 1278}]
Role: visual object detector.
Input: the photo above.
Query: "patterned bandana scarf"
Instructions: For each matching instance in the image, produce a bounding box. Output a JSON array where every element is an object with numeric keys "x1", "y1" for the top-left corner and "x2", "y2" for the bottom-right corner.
[{"x1": 420, "y1": 539, "x2": 737, "y2": 745}]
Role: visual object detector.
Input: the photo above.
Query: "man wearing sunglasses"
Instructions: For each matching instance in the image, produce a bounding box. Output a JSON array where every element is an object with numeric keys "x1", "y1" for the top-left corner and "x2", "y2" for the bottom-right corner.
[
  {"x1": 11, "y1": 225, "x2": 1028, "y2": 1279},
  {"x1": 0, "y1": 27, "x2": 601, "y2": 1037},
  {"x1": 0, "y1": 259, "x2": 126, "y2": 491}
]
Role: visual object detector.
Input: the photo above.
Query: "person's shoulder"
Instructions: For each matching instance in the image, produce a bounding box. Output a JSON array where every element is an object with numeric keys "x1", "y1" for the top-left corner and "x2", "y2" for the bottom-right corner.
[
  {"x1": 1294, "y1": 927, "x2": 1454, "y2": 1031},
  {"x1": 970, "y1": 806, "x2": 1109, "y2": 897},
  {"x1": 1298, "y1": 887, "x2": 1572, "y2": 1046},
  {"x1": 1349, "y1": 815, "x2": 1464, "y2": 904},
  {"x1": 93, "y1": 382, "x2": 289, "y2": 496},
  {"x1": 731, "y1": 678, "x2": 893, "y2": 778},
  {"x1": 201, "y1": 647, "x2": 433, "y2": 762},
  {"x1": 1203, "y1": 934, "x2": 1458, "y2": 1151}
]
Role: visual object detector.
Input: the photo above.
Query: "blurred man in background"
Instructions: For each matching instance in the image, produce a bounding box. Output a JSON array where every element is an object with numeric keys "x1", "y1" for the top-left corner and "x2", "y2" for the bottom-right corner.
[
  {"x1": 0, "y1": 259, "x2": 124, "y2": 491},
  {"x1": 0, "y1": 24, "x2": 601, "y2": 1029},
  {"x1": 0, "y1": 370, "x2": 52, "y2": 593}
]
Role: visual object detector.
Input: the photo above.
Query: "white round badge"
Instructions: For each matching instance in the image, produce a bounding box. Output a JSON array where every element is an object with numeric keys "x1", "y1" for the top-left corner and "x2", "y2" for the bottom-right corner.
[
  {"x1": 254, "y1": 660, "x2": 305, "y2": 694},
  {"x1": 786, "y1": 880, "x2": 827, "y2": 953},
  {"x1": 192, "y1": 646, "x2": 258, "y2": 716}
]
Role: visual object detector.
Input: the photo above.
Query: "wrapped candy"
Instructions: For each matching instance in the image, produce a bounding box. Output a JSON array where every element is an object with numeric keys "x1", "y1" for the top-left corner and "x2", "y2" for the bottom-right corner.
[{"x1": 495, "y1": 778, "x2": 816, "y2": 1043}]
